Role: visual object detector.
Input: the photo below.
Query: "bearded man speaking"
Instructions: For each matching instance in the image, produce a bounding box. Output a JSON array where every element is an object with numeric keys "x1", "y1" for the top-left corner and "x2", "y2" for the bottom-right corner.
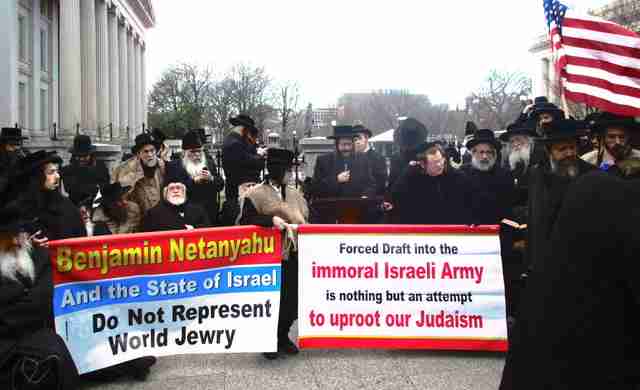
[
  {"x1": 166, "y1": 130, "x2": 224, "y2": 225},
  {"x1": 527, "y1": 119, "x2": 596, "y2": 271}
]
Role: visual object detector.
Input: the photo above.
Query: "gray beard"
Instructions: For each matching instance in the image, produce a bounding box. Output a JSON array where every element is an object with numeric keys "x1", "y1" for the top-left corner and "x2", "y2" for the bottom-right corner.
[
  {"x1": 509, "y1": 147, "x2": 531, "y2": 172},
  {"x1": 471, "y1": 156, "x2": 496, "y2": 172},
  {"x1": 550, "y1": 158, "x2": 579, "y2": 178},
  {"x1": 0, "y1": 239, "x2": 34, "y2": 283},
  {"x1": 182, "y1": 156, "x2": 206, "y2": 179}
]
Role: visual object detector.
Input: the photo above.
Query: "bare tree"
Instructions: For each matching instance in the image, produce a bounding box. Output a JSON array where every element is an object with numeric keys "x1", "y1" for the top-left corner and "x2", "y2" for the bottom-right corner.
[
  {"x1": 590, "y1": 0, "x2": 640, "y2": 31},
  {"x1": 225, "y1": 63, "x2": 272, "y2": 120},
  {"x1": 467, "y1": 70, "x2": 532, "y2": 130},
  {"x1": 274, "y1": 81, "x2": 300, "y2": 147}
]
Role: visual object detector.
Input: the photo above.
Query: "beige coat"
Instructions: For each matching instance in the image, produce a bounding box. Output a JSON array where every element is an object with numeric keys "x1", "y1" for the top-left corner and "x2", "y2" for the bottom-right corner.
[
  {"x1": 111, "y1": 157, "x2": 165, "y2": 215},
  {"x1": 581, "y1": 148, "x2": 640, "y2": 166}
]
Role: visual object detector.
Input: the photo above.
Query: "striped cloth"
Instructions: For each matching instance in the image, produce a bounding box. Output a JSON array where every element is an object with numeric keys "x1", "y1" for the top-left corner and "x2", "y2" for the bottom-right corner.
[{"x1": 545, "y1": 0, "x2": 640, "y2": 116}]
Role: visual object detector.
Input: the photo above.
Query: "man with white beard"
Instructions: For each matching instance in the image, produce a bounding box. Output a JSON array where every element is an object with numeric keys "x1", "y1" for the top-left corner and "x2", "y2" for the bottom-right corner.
[
  {"x1": 0, "y1": 205, "x2": 79, "y2": 389},
  {"x1": 141, "y1": 175, "x2": 211, "y2": 232},
  {"x1": 112, "y1": 133, "x2": 166, "y2": 216},
  {"x1": 166, "y1": 130, "x2": 224, "y2": 225}
]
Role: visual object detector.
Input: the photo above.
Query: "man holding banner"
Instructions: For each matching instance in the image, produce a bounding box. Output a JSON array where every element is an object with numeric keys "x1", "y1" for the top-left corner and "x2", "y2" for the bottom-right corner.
[{"x1": 238, "y1": 148, "x2": 308, "y2": 359}]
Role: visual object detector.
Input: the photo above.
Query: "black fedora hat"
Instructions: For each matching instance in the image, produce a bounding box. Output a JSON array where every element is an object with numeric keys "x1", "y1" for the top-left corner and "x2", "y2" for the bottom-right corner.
[
  {"x1": 132, "y1": 133, "x2": 157, "y2": 154},
  {"x1": 588, "y1": 112, "x2": 640, "y2": 134},
  {"x1": 96, "y1": 182, "x2": 130, "y2": 207},
  {"x1": 0, "y1": 127, "x2": 28, "y2": 143},
  {"x1": 500, "y1": 120, "x2": 538, "y2": 142},
  {"x1": 530, "y1": 101, "x2": 564, "y2": 120},
  {"x1": 538, "y1": 119, "x2": 587, "y2": 143},
  {"x1": 466, "y1": 129, "x2": 502, "y2": 151},
  {"x1": 465, "y1": 121, "x2": 479, "y2": 136},
  {"x1": 267, "y1": 148, "x2": 295, "y2": 167},
  {"x1": 414, "y1": 140, "x2": 445, "y2": 156},
  {"x1": 182, "y1": 130, "x2": 203, "y2": 150},
  {"x1": 14, "y1": 150, "x2": 62, "y2": 179},
  {"x1": 230, "y1": 114, "x2": 259, "y2": 135},
  {"x1": 68, "y1": 134, "x2": 96, "y2": 155},
  {"x1": 0, "y1": 203, "x2": 30, "y2": 233},
  {"x1": 353, "y1": 124, "x2": 372, "y2": 138},
  {"x1": 328, "y1": 125, "x2": 355, "y2": 140}
]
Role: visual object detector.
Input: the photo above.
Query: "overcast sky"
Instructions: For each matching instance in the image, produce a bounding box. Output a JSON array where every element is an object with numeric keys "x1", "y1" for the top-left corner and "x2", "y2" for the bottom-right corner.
[{"x1": 145, "y1": 0, "x2": 611, "y2": 108}]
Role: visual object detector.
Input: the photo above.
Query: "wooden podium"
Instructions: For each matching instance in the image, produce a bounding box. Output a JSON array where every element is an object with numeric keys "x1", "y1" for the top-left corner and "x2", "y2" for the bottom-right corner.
[{"x1": 311, "y1": 196, "x2": 384, "y2": 224}]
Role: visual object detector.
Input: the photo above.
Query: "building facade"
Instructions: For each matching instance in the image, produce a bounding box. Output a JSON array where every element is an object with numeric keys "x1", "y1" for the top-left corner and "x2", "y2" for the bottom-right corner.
[{"x1": 0, "y1": 0, "x2": 154, "y2": 160}]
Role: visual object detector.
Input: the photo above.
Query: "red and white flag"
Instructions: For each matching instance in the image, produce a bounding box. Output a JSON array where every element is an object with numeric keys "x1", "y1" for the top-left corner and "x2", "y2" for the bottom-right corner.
[{"x1": 545, "y1": 0, "x2": 640, "y2": 116}]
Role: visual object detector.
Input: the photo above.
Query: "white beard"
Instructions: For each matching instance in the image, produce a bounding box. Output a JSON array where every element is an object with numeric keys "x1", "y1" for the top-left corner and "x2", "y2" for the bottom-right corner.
[
  {"x1": 167, "y1": 193, "x2": 186, "y2": 206},
  {"x1": 0, "y1": 238, "x2": 35, "y2": 283},
  {"x1": 471, "y1": 155, "x2": 496, "y2": 172},
  {"x1": 182, "y1": 156, "x2": 206, "y2": 179},
  {"x1": 509, "y1": 145, "x2": 531, "y2": 172}
]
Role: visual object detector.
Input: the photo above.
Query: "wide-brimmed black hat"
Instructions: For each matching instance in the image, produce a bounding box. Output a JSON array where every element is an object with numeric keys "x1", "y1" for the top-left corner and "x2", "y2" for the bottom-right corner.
[
  {"x1": 230, "y1": 114, "x2": 259, "y2": 135},
  {"x1": 353, "y1": 124, "x2": 372, "y2": 138},
  {"x1": 588, "y1": 112, "x2": 640, "y2": 134},
  {"x1": 14, "y1": 150, "x2": 62, "y2": 178},
  {"x1": 538, "y1": 119, "x2": 587, "y2": 143},
  {"x1": 69, "y1": 186, "x2": 99, "y2": 208},
  {"x1": 132, "y1": 133, "x2": 157, "y2": 154},
  {"x1": 182, "y1": 130, "x2": 203, "y2": 150},
  {"x1": 0, "y1": 127, "x2": 28, "y2": 143},
  {"x1": 328, "y1": 125, "x2": 355, "y2": 140},
  {"x1": 0, "y1": 204, "x2": 30, "y2": 233},
  {"x1": 95, "y1": 182, "x2": 130, "y2": 207},
  {"x1": 267, "y1": 148, "x2": 295, "y2": 167},
  {"x1": 466, "y1": 129, "x2": 502, "y2": 151},
  {"x1": 68, "y1": 134, "x2": 96, "y2": 155},
  {"x1": 500, "y1": 120, "x2": 538, "y2": 142},
  {"x1": 530, "y1": 101, "x2": 564, "y2": 120}
]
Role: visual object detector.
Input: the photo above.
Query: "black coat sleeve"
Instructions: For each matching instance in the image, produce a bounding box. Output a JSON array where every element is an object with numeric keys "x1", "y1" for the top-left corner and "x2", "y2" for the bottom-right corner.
[
  {"x1": 226, "y1": 142, "x2": 265, "y2": 171},
  {"x1": 238, "y1": 198, "x2": 274, "y2": 227},
  {"x1": 192, "y1": 205, "x2": 211, "y2": 228},
  {"x1": 207, "y1": 160, "x2": 225, "y2": 193},
  {"x1": 312, "y1": 155, "x2": 340, "y2": 198}
]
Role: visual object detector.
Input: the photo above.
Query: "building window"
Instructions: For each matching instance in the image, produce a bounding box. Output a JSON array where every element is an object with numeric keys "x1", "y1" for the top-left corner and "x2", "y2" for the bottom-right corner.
[
  {"x1": 18, "y1": 15, "x2": 26, "y2": 62},
  {"x1": 18, "y1": 82, "x2": 27, "y2": 128},
  {"x1": 40, "y1": 29, "x2": 47, "y2": 71},
  {"x1": 40, "y1": 0, "x2": 49, "y2": 18},
  {"x1": 40, "y1": 89, "x2": 48, "y2": 131}
]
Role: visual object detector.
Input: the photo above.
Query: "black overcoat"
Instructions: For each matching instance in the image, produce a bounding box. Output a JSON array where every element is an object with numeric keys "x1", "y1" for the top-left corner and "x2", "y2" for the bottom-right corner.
[
  {"x1": 501, "y1": 172, "x2": 640, "y2": 389},
  {"x1": 221, "y1": 132, "x2": 264, "y2": 200},
  {"x1": 141, "y1": 200, "x2": 211, "y2": 232}
]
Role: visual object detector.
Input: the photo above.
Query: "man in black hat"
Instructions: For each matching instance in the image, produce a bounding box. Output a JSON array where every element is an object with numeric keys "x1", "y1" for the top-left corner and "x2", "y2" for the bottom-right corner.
[
  {"x1": 91, "y1": 182, "x2": 141, "y2": 235},
  {"x1": 392, "y1": 141, "x2": 472, "y2": 225},
  {"x1": 61, "y1": 134, "x2": 109, "y2": 205},
  {"x1": 0, "y1": 127, "x2": 27, "y2": 202},
  {"x1": 141, "y1": 173, "x2": 211, "y2": 232},
  {"x1": 388, "y1": 118, "x2": 428, "y2": 189},
  {"x1": 581, "y1": 112, "x2": 640, "y2": 172},
  {"x1": 527, "y1": 97, "x2": 565, "y2": 135},
  {"x1": 0, "y1": 204, "x2": 79, "y2": 389},
  {"x1": 353, "y1": 124, "x2": 388, "y2": 222},
  {"x1": 311, "y1": 125, "x2": 375, "y2": 219},
  {"x1": 500, "y1": 172, "x2": 640, "y2": 389},
  {"x1": 9, "y1": 150, "x2": 86, "y2": 241},
  {"x1": 238, "y1": 148, "x2": 308, "y2": 359},
  {"x1": 526, "y1": 119, "x2": 596, "y2": 271},
  {"x1": 461, "y1": 129, "x2": 514, "y2": 224},
  {"x1": 220, "y1": 114, "x2": 266, "y2": 225},
  {"x1": 166, "y1": 130, "x2": 224, "y2": 225},
  {"x1": 112, "y1": 133, "x2": 166, "y2": 216},
  {"x1": 459, "y1": 121, "x2": 479, "y2": 166}
]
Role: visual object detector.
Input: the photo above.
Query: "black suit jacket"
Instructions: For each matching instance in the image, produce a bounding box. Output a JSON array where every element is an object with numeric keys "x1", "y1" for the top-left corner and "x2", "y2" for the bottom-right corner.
[
  {"x1": 311, "y1": 152, "x2": 375, "y2": 199},
  {"x1": 221, "y1": 132, "x2": 264, "y2": 199},
  {"x1": 365, "y1": 149, "x2": 388, "y2": 197}
]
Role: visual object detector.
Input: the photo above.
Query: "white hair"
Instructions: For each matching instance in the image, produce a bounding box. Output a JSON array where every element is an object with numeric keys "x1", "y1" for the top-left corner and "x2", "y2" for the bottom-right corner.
[
  {"x1": 163, "y1": 182, "x2": 187, "y2": 206},
  {"x1": 471, "y1": 154, "x2": 497, "y2": 172},
  {"x1": 182, "y1": 153, "x2": 207, "y2": 179},
  {"x1": 508, "y1": 143, "x2": 532, "y2": 172},
  {"x1": 0, "y1": 234, "x2": 34, "y2": 283}
]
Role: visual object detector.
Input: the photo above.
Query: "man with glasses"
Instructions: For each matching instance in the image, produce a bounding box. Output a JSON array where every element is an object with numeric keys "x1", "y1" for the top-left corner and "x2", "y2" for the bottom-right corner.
[{"x1": 166, "y1": 130, "x2": 224, "y2": 225}]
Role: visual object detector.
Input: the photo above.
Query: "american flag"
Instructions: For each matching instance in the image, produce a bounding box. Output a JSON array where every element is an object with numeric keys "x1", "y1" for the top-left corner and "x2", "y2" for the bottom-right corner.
[{"x1": 544, "y1": 0, "x2": 640, "y2": 116}]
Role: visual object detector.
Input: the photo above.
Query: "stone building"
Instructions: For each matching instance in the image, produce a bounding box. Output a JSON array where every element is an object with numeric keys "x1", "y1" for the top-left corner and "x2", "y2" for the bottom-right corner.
[
  {"x1": 530, "y1": 0, "x2": 640, "y2": 102},
  {"x1": 0, "y1": 0, "x2": 155, "y2": 165}
]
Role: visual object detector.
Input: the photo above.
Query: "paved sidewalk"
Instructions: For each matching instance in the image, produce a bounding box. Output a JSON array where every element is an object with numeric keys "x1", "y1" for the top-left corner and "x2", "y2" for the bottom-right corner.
[{"x1": 80, "y1": 324, "x2": 505, "y2": 390}]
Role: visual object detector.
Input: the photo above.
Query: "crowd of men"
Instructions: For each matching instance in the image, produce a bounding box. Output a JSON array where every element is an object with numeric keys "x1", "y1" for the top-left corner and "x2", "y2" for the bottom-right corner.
[{"x1": 0, "y1": 98, "x2": 639, "y2": 388}]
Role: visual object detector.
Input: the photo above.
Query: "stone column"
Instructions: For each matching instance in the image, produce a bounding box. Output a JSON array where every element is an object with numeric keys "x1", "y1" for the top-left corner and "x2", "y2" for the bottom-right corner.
[
  {"x1": 127, "y1": 31, "x2": 135, "y2": 142},
  {"x1": 133, "y1": 40, "x2": 141, "y2": 134},
  {"x1": 118, "y1": 21, "x2": 128, "y2": 137},
  {"x1": 96, "y1": 0, "x2": 110, "y2": 140},
  {"x1": 0, "y1": 1, "x2": 18, "y2": 126},
  {"x1": 141, "y1": 45, "x2": 147, "y2": 130},
  {"x1": 80, "y1": 0, "x2": 97, "y2": 135},
  {"x1": 59, "y1": 0, "x2": 82, "y2": 135},
  {"x1": 108, "y1": 5, "x2": 120, "y2": 139}
]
